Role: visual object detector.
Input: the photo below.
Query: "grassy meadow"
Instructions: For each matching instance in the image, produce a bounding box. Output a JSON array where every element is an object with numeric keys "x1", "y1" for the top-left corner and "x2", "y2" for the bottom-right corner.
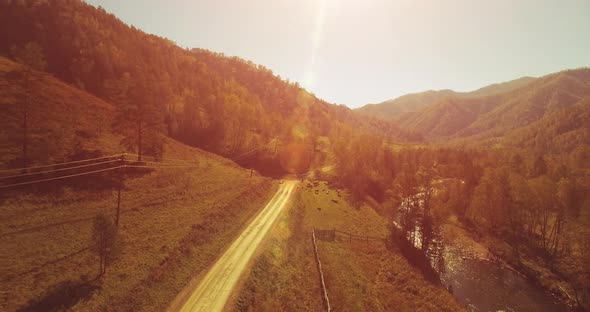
[
  {"x1": 0, "y1": 139, "x2": 277, "y2": 311},
  {"x1": 235, "y1": 180, "x2": 463, "y2": 311},
  {"x1": 0, "y1": 56, "x2": 280, "y2": 311}
]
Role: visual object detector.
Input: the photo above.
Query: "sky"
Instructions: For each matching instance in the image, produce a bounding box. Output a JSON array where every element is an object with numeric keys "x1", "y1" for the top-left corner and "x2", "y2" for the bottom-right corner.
[{"x1": 85, "y1": 0, "x2": 590, "y2": 108}]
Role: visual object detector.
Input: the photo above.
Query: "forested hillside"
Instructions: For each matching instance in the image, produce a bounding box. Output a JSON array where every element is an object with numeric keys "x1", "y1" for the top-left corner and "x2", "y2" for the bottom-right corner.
[
  {"x1": 467, "y1": 76, "x2": 536, "y2": 97},
  {"x1": 2, "y1": 0, "x2": 589, "y2": 310},
  {"x1": 0, "y1": 56, "x2": 123, "y2": 167},
  {"x1": 0, "y1": 53, "x2": 283, "y2": 311},
  {"x1": 356, "y1": 77, "x2": 537, "y2": 120},
  {"x1": 0, "y1": 0, "x2": 420, "y2": 175},
  {"x1": 393, "y1": 69, "x2": 590, "y2": 146},
  {"x1": 355, "y1": 89, "x2": 457, "y2": 120}
]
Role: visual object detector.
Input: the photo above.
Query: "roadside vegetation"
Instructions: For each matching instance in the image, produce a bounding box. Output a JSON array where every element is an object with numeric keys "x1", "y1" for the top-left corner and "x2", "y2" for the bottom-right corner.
[
  {"x1": 328, "y1": 140, "x2": 590, "y2": 309},
  {"x1": 233, "y1": 188, "x2": 324, "y2": 312},
  {"x1": 235, "y1": 180, "x2": 462, "y2": 311},
  {"x1": 0, "y1": 138, "x2": 277, "y2": 312},
  {"x1": 0, "y1": 55, "x2": 278, "y2": 311},
  {"x1": 1, "y1": 1, "x2": 589, "y2": 311}
]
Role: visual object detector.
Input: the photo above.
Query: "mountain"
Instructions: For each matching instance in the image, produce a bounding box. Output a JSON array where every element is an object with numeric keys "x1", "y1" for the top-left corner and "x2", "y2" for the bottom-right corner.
[
  {"x1": 0, "y1": 0, "x2": 420, "y2": 177},
  {"x1": 467, "y1": 76, "x2": 536, "y2": 97},
  {"x1": 355, "y1": 89, "x2": 458, "y2": 120},
  {"x1": 0, "y1": 54, "x2": 281, "y2": 312},
  {"x1": 399, "y1": 69, "x2": 590, "y2": 147},
  {"x1": 356, "y1": 68, "x2": 589, "y2": 152},
  {"x1": 356, "y1": 77, "x2": 537, "y2": 120},
  {"x1": 502, "y1": 97, "x2": 590, "y2": 153}
]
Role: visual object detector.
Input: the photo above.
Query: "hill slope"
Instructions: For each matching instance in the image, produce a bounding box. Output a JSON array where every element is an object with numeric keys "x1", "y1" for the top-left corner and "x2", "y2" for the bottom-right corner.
[
  {"x1": 0, "y1": 56, "x2": 122, "y2": 166},
  {"x1": 355, "y1": 89, "x2": 457, "y2": 120},
  {"x1": 0, "y1": 55, "x2": 277, "y2": 312},
  {"x1": 468, "y1": 76, "x2": 536, "y2": 97},
  {"x1": 0, "y1": 0, "x2": 420, "y2": 177},
  {"x1": 0, "y1": 55, "x2": 457, "y2": 312},
  {"x1": 356, "y1": 77, "x2": 536, "y2": 120},
  {"x1": 397, "y1": 69, "x2": 590, "y2": 146}
]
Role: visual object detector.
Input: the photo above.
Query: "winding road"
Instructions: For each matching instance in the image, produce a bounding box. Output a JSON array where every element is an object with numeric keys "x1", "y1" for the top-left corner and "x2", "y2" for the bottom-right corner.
[{"x1": 169, "y1": 180, "x2": 298, "y2": 312}]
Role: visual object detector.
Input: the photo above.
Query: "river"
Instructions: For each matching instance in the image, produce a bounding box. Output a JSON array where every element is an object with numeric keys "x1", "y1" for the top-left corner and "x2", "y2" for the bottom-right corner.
[
  {"x1": 396, "y1": 191, "x2": 571, "y2": 311},
  {"x1": 441, "y1": 223, "x2": 571, "y2": 312}
]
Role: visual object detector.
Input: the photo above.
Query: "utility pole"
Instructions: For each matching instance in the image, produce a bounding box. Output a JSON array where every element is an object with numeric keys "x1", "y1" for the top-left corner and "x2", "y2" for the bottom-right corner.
[
  {"x1": 22, "y1": 72, "x2": 31, "y2": 171},
  {"x1": 137, "y1": 121, "x2": 142, "y2": 162},
  {"x1": 308, "y1": 147, "x2": 314, "y2": 170},
  {"x1": 22, "y1": 102, "x2": 28, "y2": 169},
  {"x1": 115, "y1": 154, "x2": 124, "y2": 226}
]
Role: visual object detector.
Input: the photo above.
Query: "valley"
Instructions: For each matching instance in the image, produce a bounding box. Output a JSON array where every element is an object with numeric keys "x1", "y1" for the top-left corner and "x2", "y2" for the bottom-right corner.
[{"x1": 1, "y1": 1, "x2": 589, "y2": 311}]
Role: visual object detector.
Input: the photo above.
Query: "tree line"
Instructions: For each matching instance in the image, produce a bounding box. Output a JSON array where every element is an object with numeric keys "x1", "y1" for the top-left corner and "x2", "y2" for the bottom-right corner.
[
  {"x1": 328, "y1": 131, "x2": 590, "y2": 307},
  {"x1": 0, "y1": 0, "x2": 421, "y2": 173}
]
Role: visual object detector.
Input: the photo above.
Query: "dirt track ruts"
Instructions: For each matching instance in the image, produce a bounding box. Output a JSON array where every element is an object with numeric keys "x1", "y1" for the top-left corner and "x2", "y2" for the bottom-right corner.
[{"x1": 170, "y1": 180, "x2": 297, "y2": 312}]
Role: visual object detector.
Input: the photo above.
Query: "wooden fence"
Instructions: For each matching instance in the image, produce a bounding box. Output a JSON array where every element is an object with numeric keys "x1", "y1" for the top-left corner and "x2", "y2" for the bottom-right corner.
[
  {"x1": 311, "y1": 228, "x2": 387, "y2": 311},
  {"x1": 334, "y1": 229, "x2": 387, "y2": 243},
  {"x1": 312, "y1": 228, "x2": 388, "y2": 311},
  {"x1": 314, "y1": 228, "x2": 386, "y2": 243},
  {"x1": 314, "y1": 229, "x2": 336, "y2": 242},
  {"x1": 312, "y1": 228, "x2": 331, "y2": 312}
]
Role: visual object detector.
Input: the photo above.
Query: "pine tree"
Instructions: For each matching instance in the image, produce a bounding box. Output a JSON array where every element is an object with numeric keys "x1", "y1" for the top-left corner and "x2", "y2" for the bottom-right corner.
[
  {"x1": 112, "y1": 69, "x2": 165, "y2": 160},
  {"x1": 10, "y1": 41, "x2": 46, "y2": 168}
]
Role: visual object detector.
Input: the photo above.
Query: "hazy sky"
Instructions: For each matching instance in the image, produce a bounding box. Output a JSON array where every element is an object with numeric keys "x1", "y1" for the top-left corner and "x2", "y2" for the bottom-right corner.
[{"x1": 85, "y1": 0, "x2": 590, "y2": 108}]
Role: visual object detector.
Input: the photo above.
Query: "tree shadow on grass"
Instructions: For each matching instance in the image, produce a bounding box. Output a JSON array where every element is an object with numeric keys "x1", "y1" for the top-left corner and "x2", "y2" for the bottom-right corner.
[
  {"x1": 16, "y1": 279, "x2": 100, "y2": 312},
  {"x1": 0, "y1": 247, "x2": 90, "y2": 283}
]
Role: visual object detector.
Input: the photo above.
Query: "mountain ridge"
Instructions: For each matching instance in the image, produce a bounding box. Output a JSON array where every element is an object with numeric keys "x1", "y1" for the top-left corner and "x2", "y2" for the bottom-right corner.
[
  {"x1": 0, "y1": 0, "x2": 422, "y2": 176},
  {"x1": 355, "y1": 76, "x2": 537, "y2": 120},
  {"x1": 397, "y1": 68, "x2": 590, "y2": 149}
]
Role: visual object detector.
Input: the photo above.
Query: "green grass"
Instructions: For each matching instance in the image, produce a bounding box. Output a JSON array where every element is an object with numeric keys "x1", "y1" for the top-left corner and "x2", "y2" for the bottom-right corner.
[
  {"x1": 235, "y1": 181, "x2": 463, "y2": 311},
  {"x1": 389, "y1": 142, "x2": 428, "y2": 151},
  {"x1": 0, "y1": 56, "x2": 122, "y2": 166},
  {"x1": 233, "y1": 189, "x2": 324, "y2": 312},
  {"x1": 0, "y1": 56, "x2": 280, "y2": 311},
  {"x1": 0, "y1": 139, "x2": 278, "y2": 312}
]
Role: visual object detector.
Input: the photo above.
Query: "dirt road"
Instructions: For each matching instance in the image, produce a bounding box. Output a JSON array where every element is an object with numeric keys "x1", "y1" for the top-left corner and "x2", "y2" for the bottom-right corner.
[{"x1": 170, "y1": 180, "x2": 297, "y2": 312}]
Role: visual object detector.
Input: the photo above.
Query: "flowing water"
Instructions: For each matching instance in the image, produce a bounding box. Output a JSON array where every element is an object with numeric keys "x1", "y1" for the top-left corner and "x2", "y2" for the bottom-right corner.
[
  {"x1": 396, "y1": 191, "x2": 571, "y2": 311},
  {"x1": 441, "y1": 225, "x2": 571, "y2": 312}
]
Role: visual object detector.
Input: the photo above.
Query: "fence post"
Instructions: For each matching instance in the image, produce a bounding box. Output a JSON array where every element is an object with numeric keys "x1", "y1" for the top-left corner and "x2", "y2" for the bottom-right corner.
[
  {"x1": 115, "y1": 154, "x2": 124, "y2": 226},
  {"x1": 312, "y1": 229, "x2": 331, "y2": 312}
]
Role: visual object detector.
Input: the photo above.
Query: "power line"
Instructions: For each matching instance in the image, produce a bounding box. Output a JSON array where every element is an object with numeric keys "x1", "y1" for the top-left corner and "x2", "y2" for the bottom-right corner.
[
  {"x1": 233, "y1": 145, "x2": 264, "y2": 160},
  {"x1": 0, "y1": 162, "x2": 204, "y2": 189},
  {"x1": 123, "y1": 153, "x2": 199, "y2": 164},
  {"x1": 124, "y1": 160, "x2": 185, "y2": 165},
  {"x1": 297, "y1": 165, "x2": 338, "y2": 178},
  {"x1": 232, "y1": 137, "x2": 278, "y2": 161},
  {"x1": 0, "y1": 154, "x2": 124, "y2": 173},
  {"x1": 124, "y1": 158, "x2": 197, "y2": 166},
  {"x1": 0, "y1": 159, "x2": 121, "y2": 180},
  {"x1": 232, "y1": 148, "x2": 261, "y2": 161},
  {"x1": 0, "y1": 165, "x2": 124, "y2": 189},
  {"x1": 0, "y1": 112, "x2": 22, "y2": 123},
  {"x1": 124, "y1": 164, "x2": 200, "y2": 169}
]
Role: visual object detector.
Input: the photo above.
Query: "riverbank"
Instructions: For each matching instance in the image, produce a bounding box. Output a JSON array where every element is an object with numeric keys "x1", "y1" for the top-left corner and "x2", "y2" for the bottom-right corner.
[
  {"x1": 235, "y1": 181, "x2": 463, "y2": 311},
  {"x1": 443, "y1": 217, "x2": 578, "y2": 311}
]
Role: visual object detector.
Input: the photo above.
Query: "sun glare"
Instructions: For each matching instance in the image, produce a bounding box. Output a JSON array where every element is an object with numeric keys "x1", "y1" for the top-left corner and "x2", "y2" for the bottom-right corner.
[{"x1": 302, "y1": 0, "x2": 328, "y2": 89}]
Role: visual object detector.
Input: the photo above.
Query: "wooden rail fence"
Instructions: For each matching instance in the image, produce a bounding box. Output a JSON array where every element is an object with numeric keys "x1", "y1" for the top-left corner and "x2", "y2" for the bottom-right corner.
[
  {"x1": 312, "y1": 228, "x2": 331, "y2": 312},
  {"x1": 312, "y1": 228, "x2": 387, "y2": 311},
  {"x1": 315, "y1": 228, "x2": 386, "y2": 243}
]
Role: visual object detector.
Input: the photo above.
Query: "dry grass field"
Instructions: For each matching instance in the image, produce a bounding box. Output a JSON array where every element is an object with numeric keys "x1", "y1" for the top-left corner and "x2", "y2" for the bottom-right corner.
[
  {"x1": 235, "y1": 181, "x2": 463, "y2": 311},
  {"x1": 0, "y1": 139, "x2": 278, "y2": 312},
  {"x1": 0, "y1": 56, "x2": 279, "y2": 311}
]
